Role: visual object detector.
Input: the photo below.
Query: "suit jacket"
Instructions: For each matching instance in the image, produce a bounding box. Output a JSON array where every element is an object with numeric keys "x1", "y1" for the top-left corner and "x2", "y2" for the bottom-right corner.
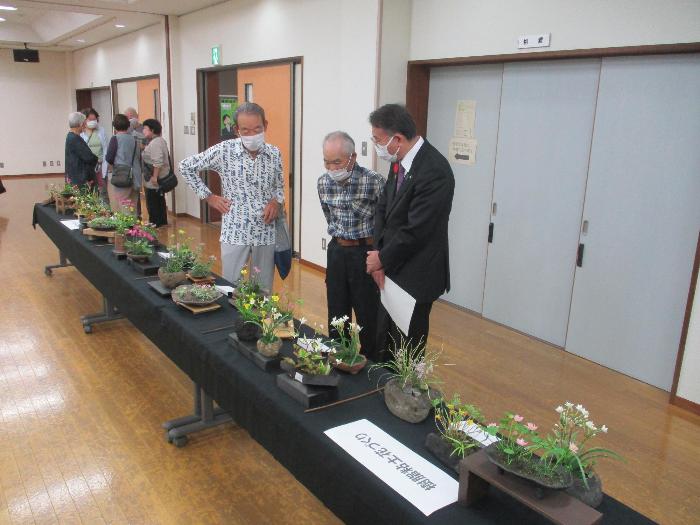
[{"x1": 374, "y1": 139, "x2": 455, "y2": 303}]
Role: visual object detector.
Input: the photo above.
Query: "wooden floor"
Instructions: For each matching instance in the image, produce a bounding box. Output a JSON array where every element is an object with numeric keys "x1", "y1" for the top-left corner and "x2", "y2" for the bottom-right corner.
[{"x1": 0, "y1": 176, "x2": 698, "y2": 525}]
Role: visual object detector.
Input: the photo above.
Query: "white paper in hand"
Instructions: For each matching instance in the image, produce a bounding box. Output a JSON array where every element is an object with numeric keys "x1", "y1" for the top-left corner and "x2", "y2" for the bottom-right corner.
[{"x1": 380, "y1": 277, "x2": 416, "y2": 335}]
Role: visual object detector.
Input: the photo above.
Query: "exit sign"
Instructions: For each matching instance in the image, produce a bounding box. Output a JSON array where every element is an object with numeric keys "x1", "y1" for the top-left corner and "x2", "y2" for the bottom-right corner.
[{"x1": 211, "y1": 45, "x2": 221, "y2": 65}]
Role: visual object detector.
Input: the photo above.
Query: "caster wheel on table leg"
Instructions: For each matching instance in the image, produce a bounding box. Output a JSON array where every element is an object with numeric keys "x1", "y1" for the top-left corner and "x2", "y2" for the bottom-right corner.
[
  {"x1": 173, "y1": 436, "x2": 188, "y2": 448},
  {"x1": 45, "y1": 268, "x2": 52, "y2": 276},
  {"x1": 83, "y1": 324, "x2": 92, "y2": 334}
]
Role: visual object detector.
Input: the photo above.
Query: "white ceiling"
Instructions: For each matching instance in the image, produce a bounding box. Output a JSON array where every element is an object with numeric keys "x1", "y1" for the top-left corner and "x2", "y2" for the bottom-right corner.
[{"x1": 0, "y1": 0, "x2": 227, "y2": 51}]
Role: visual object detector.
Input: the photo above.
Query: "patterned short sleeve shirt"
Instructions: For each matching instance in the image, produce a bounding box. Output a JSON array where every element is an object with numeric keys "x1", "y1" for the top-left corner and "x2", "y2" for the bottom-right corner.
[
  {"x1": 180, "y1": 139, "x2": 284, "y2": 246},
  {"x1": 317, "y1": 164, "x2": 385, "y2": 239}
]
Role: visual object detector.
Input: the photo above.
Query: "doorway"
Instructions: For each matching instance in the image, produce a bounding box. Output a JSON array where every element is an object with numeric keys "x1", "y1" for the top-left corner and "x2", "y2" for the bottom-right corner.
[{"x1": 197, "y1": 58, "x2": 301, "y2": 251}]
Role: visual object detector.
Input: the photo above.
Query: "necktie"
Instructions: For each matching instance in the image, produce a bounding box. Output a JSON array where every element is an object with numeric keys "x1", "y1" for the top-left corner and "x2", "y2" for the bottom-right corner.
[{"x1": 396, "y1": 163, "x2": 406, "y2": 192}]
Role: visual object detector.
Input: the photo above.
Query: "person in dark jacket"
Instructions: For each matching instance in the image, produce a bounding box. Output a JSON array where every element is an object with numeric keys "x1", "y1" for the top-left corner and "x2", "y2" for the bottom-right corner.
[
  {"x1": 65, "y1": 111, "x2": 98, "y2": 187},
  {"x1": 366, "y1": 104, "x2": 455, "y2": 357}
]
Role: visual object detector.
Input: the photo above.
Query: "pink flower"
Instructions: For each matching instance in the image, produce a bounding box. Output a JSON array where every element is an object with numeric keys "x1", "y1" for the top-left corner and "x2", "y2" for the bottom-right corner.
[
  {"x1": 513, "y1": 414, "x2": 524, "y2": 422},
  {"x1": 516, "y1": 438, "x2": 528, "y2": 447},
  {"x1": 253, "y1": 266, "x2": 261, "y2": 273},
  {"x1": 569, "y1": 443, "x2": 579, "y2": 454},
  {"x1": 487, "y1": 422, "x2": 497, "y2": 428},
  {"x1": 526, "y1": 422, "x2": 538, "y2": 431}
]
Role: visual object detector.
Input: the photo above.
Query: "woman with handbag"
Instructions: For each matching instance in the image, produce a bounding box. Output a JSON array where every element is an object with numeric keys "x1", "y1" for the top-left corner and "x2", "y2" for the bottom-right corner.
[
  {"x1": 105, "y1": 114, "x2": 141, "y2": 214},
  {"x1": 142, "y1": 118, "x2": 170, "y2": 227}
]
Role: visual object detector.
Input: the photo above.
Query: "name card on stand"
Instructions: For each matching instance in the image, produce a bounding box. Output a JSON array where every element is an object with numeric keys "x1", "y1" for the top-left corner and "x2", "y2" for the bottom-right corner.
[{"x1": 325, "y1": 419, "x2": 458, "y2": 516}]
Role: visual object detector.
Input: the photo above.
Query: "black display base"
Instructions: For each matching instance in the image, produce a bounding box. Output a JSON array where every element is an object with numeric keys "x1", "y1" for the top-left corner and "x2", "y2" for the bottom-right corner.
[
  {"x1": 228, "y1": 333, "x2": 281, "y2": 371},
  {"x1": 148, "y1": 279, "x2": 176, "y2": 297},
  {"x1": 276, "y1": 373, "x2": 338, "y2": 409},
  {"x1": 127, "y1": 257, "x2": 159, "y2": 275},
  {"x1": 111, "y1": 251, "x2": 126, "y2": 260}
]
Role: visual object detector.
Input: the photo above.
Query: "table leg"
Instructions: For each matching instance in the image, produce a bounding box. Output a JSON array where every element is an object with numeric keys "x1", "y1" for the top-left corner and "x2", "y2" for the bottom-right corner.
[
  {"x1": 44, "y1": 250, "x2": 73, "y2": 276},
  {"x1": 80, "y1": 296, "x2": 123, "y2": 333},
  {"x1": 163, "y1": 383, "x2": 232, "y2": 447}
]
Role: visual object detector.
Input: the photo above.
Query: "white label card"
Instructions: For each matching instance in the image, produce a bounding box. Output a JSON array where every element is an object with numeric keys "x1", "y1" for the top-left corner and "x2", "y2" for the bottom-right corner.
[
  {"x1": 61, "y1": 219, "x2": 80, "y2": 230},
  {"x1": 324, "y1": 419, "x2": 458, "y2": 516}
]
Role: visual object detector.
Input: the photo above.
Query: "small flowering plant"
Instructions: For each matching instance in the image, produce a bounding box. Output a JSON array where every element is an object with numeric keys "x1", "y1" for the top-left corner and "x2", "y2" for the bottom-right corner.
[
  {"x1": 163, "y1": 229, "x2": 197, "y2": 273},
  {"x1": 329, "y1": 315, "x2": 363, "y2": 366},
  {"x1": 234, "y1": 292, "x2": 297, "y2": 344},
  {"x1": 236, "y1": 265, "x2": 264, "y2": 297},
  {"x1": 431, "y1": 393, "x2": 484, "y2": 458},
  {"x1": 126, "y1": 222, "x2": 158, "y2": 243},
  {"x1": 189, "y1": 255, "x2": 216, "y2": 279},
  {"x1": 486, "y1": 413, "x2": 540, "y2": 467},
  {"x1": 124, "y1": 238, "x2": 154, "y2": 256},
  {"x1": 369, "y1": 336, "x2": 441, "y2": 394},
  {"x1": 535, "y1": 402, "x2": 622, "y2": 486},
  {"x1": 284, "y1": 333, "x2": 335, "y2": 376}
]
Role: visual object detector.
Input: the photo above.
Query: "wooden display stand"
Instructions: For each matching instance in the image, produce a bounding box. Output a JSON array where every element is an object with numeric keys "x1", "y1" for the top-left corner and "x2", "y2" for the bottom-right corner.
[
  {"x1": 175, "y1": 301, "x2": 221, "y2": 315},
  {"x1": 82, "y1": 228, "x2": 115, "y2": 243},
  {"x1": 458, "y1": 449, "x2": 602, "y2": 525},
  {"x1": 276, "y1": 373, "x2": 338, "y2": 409},
  {"x1": 228, "y1": 333, "x2": 281, "y2": 371},
  {"x1": 55, "y1": 195, "x2": 76, "y2": 215}
]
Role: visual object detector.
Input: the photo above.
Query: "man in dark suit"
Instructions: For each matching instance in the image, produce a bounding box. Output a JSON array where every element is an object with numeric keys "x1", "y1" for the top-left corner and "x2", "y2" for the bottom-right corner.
[{"x1": 366, "y1": 104, "x2": 455, "y2": 357}]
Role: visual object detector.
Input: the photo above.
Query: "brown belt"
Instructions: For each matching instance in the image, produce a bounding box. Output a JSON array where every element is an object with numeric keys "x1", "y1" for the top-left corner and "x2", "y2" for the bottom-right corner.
[{"x1": 333, "y1": 236, "x2": 374, "y2": 247}]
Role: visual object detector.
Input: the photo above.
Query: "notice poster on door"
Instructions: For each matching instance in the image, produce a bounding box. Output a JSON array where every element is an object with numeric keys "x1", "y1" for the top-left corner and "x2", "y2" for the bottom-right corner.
[
  {"x1": 454, "y1": 99, "x2": 476, "y2": 138},
  {"x1": 220, "y1": 96, "x2": 238, "y2": 140},
  {"x1": 448, "y1": 137, "x2": 477, "y2": 166}
]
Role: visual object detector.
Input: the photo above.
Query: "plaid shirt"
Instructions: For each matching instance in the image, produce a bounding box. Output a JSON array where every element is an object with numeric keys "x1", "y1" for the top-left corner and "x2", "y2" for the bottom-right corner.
[{"x1": 317, "y1": 164, "x2": 385, "y2": 240}]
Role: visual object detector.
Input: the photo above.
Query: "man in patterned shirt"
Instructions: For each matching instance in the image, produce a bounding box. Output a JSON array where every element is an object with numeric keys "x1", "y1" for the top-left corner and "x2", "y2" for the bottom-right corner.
[
  {"x1": 318, "y1": 131, "x2": 385, "y2": 361},
  {"x1": 180, "y1": 102, "x2": 283, "y2": 292}
]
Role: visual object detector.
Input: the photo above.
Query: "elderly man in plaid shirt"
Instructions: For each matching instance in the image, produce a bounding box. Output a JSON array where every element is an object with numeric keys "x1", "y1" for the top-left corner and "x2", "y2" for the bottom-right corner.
[{"x1": 318, "y1": 131, "x2": 385, "y2": 361}]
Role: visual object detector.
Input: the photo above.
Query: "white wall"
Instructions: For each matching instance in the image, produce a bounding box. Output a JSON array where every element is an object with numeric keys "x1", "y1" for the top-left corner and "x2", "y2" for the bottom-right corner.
[
  {"x1": 409, "y1": 0, "x2": 700, "y2": 61},
  {"x1": 71, "y1": 21, "x2": 169, "y2": 146},
  {"x1": 171, "y1": 0, "x2": 381, "y2": 267},
  {"x1": 677, "y1": 275, "x2": 700, "y2": 404},
  {"x1": 0, "y1": 49, "x2": 71, "y2": 176}
]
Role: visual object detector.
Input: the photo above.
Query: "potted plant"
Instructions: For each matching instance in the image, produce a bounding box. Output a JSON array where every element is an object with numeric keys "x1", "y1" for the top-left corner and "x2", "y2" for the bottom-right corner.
[
  {"x1": 126, "y1": 224, "x2": 157, "y2": 245},
  {"x1": 158, "y1": 229, "x2": 196, "y2": 289},
  {"x1": 51, "y1": 183, "x2": 78, "y2": 214},
  {"x1": 233, "y1": 293, "x2": 296, "y2": 356},
  {"x1": 87, "y1": 216, "x2": 117, "y2": 231},
  {"x1": 328, "y1": 316, "x2": 367, "y2": 374},
  {"x1": 425, "y1": 394, "x2": 485, "y2": 472},
  {"x1": 484, "y1": 413, "x2": 573, "y2": 496},
  {"x1": 281, "y1": 335, "x2": 339, "y2": 386},
  {"x1": 171, "y1": 284, "x2": 222, "y2": 306},
  {"x1": 231, "y1": 266, "x2": 265, "y2": 340},
  {"x1": 536, "y1": 402, "x2": 622, "y2": 507},
  {"x1": 368, "y1": 337, "x2": 441, "y2": 423},
  {"x1": 188, "y1": 255, "x2": 216, "y2": 284},
  {"x1": 113, "y1": 211, "x2": 137, "y2": 255},
  {"x1": 124, "y1": 238, "x2": 153, "y2": 263}
]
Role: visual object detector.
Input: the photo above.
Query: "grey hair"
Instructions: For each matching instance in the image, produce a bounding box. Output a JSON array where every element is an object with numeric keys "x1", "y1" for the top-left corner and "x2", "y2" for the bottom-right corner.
[
  {"x1": 234, "y1": 102, "x2": 266, "y2": 125},
  {"x1": 323, "y1": 131, "x2": 355, "y2": 155},
  {"x1": 124, "y1": 107, "x2": 138, "y2": 118},
  {"x1": 68, "y1": 111, "x2": 86, "y2": 128}
]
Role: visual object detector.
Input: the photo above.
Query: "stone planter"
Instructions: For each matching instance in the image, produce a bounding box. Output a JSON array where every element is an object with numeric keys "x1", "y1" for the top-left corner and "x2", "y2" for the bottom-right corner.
[
  {"x1": 330, "y1": 354, "x2": 367, "y2": 374},
  {"x1": 425, "y1": 432, "x2": 481, "y2": 473},
  {"x1": 113, "y1": 233, "x2": 126, "y2": 254},
  {"x1": 383, "y1": 377, "x2": 435, "y2": 424},
  {"x1": 280, "y1": 360, "x2": 341, "y2": 387},
  {"x1": 257, "y1": 337, "x2": 283, "y2": 357},
  {"x1": 234, "y1": 317, "x2": 262, "y2": 342},
  {"x1": 158, "y1": 267, "x2": 186, "y2": 289},
  {"x1": 127, "y1": 253, "x2": 151, "y2": 264},
  {"x1": 565, "y1": 472, "x2": 603, "y2": 508},
  {"x1": 188, "y1": 272, "x2": 215, "y2": 285}
]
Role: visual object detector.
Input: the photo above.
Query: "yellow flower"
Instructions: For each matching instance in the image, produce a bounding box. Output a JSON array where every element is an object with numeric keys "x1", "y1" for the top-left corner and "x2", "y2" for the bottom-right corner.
[
  {"x1": 178, "y1": 229, "x2": 185, "y2": 235},
  {"x1": 271, "y1": 295, "x2": 279, "y2": 302},
  {"x1": 466, "y1": 419, "x2": 474, "y2": 426},
  {"x1": 241, "y1": 268, "x2": 248, "y2": 276}
]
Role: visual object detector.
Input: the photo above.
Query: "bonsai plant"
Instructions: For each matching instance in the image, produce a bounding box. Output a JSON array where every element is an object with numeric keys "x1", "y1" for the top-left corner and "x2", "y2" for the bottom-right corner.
[
  {"x1": 537, "y1": 402, "x2": 622, "y2": 507},
  {"x1": 87, "y1": 216, "x2": 117, "y2": 231},
  {"x1": 51, "y1": 183, "x2": 78, "y2": 214},
  {"x1": 112, "y1": 211, "x2": 138, "y2": 255},
  {"x1": 188, "y1": 254, "x2": 216, "y2": 284},
  {"x1": 281, "y1": 334, "x2": 339, "y2": 386},
  {"x1": 158, "y1": 229, "x2": 197, "y2": 288},
  {"x1": 172, "y1": 284, "x2": 222, "y2": 306},
  {"x1": 235, "y1": 265, "x2": 264, "y2": 298},
  {"x1": 328, "y1": 315, "x2": 366, "y2": 374},
  {"x1": 124, "y1": 238, "x2": 153, "y2": 263},
  {"x1": 368, "y1": 336, "x2": 441, "y2": 423},
  {"x1": 425, "y1": 394, "x2": 485, "y2": 472},
  {"x1": 233, "y1": 292, "x2": 295, "y2": 356}
]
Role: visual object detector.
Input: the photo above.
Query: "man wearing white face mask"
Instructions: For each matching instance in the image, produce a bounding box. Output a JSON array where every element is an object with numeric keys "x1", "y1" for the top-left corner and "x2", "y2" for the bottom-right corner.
[
  {"x1": 318, "y1": 131, "x2": 385, "y2": 361},
  {"x1": 180, "y1": 102, "x2": 283, "y2": 292}
]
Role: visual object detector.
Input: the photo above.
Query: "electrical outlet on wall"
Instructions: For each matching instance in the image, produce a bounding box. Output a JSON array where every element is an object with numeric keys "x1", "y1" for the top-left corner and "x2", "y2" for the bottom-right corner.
[
  {"x1": 50, "y1": 161, "x2": 54, "y2": 166},
  {"x1": 0, "y1": 162, "x2": 4, "y2": 169},
  {"x1": 361, "y1": 141, "x2": 367, "y2": 156},
  {"x1": 43, "y1": 161, "x2": 47, "y2": 167},
  {"x1": 57, "y1": 160, "x2": 61, "y2": 166},
  {"x1": 321, "y1": 238, "x2": 326, "y2": 250},
  {"x1": 184, "y1": 126, "x2": 189, "y2": 135}
]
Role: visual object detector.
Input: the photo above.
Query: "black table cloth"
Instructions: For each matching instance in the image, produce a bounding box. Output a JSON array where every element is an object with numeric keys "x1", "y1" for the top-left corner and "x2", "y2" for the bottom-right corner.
[{"x1": 34, "y1": 203, "x2": 657, "y2": 525}]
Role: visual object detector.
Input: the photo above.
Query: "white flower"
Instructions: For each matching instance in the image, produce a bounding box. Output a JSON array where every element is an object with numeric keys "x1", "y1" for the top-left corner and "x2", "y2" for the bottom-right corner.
[
  {"x1": 330, "y1": 316, "x2": 344, "y2": 328},
  {"x1": 575, "y1": 404, "x2": 589, "y2": 417},
  {"x1": 564, "y1": 401, "x2": 574, "y2": 408},
  {"x1": 600, "y1": 425, "x2": 608, "y2": 433},
  {"x1": 585, "y1": 421, "x2": 596, "y2": 431},
  {"x1": 299, "y1": 317, "x2": 307, "y2": 326},
  {"x1": 555, "y1": 406, "x2": 564, "y2": 413}
]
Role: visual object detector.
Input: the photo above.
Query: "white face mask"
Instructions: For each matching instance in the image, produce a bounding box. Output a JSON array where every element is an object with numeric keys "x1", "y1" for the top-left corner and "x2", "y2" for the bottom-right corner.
[
  {"x1": 240, "y1": 132, "x2": 265, "y2": 152},
  {"x1": 374, "y1": 135, "x2": 398, "y2": 163},
  {"x1": 86, "y1": 120, "x2": 98, "y2": 130},
  {"x1": 327, "y1": 158, "x2": 352, "y2": 182}
]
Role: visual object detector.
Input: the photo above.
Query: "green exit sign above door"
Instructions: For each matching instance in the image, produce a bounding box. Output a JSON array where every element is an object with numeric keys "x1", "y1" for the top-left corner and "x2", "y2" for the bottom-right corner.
[{"x1": 211, "y1": 45, "x2": 221, "y2": 65}]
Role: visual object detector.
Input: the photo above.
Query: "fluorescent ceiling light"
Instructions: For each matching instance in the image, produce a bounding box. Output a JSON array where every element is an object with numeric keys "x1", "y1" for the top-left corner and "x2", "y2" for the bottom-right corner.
[
  {"x1": 114, "y1": 24, "x2": 125, "y2": 28},
  {"x1": 76, "y1": 38, "x2": 86, "y2": 43},
  {"x1": 0, "y1": 5, "x2": 18, "y2": 10},
  {"x1": 0, "y1": 17, "x2": 5, "y2": 22}
]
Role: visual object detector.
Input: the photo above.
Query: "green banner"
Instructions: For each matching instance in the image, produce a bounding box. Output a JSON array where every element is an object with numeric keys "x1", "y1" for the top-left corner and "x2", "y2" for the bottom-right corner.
[{"x1": 220, "y1": 96, "x2": 238, "y2": 141}]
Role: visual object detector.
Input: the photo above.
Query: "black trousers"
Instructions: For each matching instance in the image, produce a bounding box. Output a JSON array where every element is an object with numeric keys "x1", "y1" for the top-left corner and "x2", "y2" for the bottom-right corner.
[
  {"x1": 326, "y1": 239, "x2": 380, "y2": 361},
  {"x1": 145, "y1": 187, "x2": 168, "y2": 227},
  {"x1": 376, "y1": 300, "x2": 433, "y2": 362}
]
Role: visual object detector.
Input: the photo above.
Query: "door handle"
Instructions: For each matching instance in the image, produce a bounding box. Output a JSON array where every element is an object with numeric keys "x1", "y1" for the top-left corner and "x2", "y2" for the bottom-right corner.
[
  {"x1": 576, "y1": 243, "x2": 585, "y2": 267},
  {"x1": 488, "y1": 223, "x2": 494, "y2": 243}
]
